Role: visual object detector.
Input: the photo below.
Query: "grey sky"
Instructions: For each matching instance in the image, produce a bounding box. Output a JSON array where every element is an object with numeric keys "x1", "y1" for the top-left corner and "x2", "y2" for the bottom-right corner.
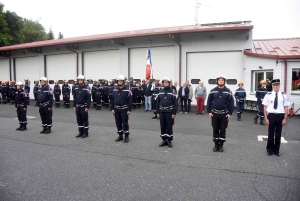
[{"x1": 2, "y1": 0, "x2": 300, "y2": 39}]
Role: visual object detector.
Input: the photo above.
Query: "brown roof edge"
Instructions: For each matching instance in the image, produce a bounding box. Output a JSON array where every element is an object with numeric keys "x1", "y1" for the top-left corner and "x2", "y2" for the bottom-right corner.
[
  {"x1": 244, "y1": 51, "x2": 300, "y2": 59},
  {"x1": 0, "y1": 24, "x2": 253, "y2": 51}
]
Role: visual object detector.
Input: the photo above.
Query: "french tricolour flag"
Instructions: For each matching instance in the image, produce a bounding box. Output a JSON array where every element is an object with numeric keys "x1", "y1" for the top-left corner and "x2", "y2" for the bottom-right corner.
[{"x1": 145, "y1": 49, "x2": 152, "y2": 80}]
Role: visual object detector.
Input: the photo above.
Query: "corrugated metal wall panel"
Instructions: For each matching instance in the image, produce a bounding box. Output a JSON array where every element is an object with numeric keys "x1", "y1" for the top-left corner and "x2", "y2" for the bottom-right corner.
[{"x1": 0, "y1": 59, "x2": 10, "y2": 81}]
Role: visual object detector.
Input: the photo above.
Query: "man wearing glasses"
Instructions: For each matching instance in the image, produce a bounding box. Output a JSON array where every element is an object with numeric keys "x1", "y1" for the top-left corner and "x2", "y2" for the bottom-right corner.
[{"x1": 254, "y1": 80, "x2": 268, "y2": 125}]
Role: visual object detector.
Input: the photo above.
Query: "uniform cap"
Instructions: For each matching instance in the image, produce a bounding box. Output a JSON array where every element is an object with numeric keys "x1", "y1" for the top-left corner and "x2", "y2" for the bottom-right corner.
[
  {"x1": 16, "y1": 81, "x2": 23, "y2": 85},
  {"x1": 271, "y1": 79, "x2": 280, "y2": 85},
  {"x1": 216, "y1": 75, "x2": 226, "y2": 80},
  {"x1": 40, "y1": 77, "x2": 48, "y2": 81},
  {"x1": 116, "y1": 75, "x2": 125, "y2": 81},
  {"x1": 77, "y1": 75, "x2": 85, "y2": 80},
  {"x1": 162, "y1": 77, "x2": 171, "y2": 82},
  {"x1": 260, "y1": 80, "x2": 266, "y2": 84},
  {"x1": 238, "y1": 81, "x2": 244, "y2": 85}
]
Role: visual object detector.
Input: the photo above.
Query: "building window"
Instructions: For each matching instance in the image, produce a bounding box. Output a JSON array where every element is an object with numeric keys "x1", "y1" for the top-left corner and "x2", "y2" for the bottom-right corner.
[
  {"x1": 251, "y1": 70, "x2": 273, "y2": 92},
  {"x1": 291, "y1": 68, "x2": 300, "y2": 92},
  {"x1": 208, "y1": 79, "x2": 217, "y2": 85},
  {"x1": 227, "y1": 79, "x2": 237, "y2": 85},
  {"x1": 191, "y1": 79, "x2": 201, "y2": 84}
]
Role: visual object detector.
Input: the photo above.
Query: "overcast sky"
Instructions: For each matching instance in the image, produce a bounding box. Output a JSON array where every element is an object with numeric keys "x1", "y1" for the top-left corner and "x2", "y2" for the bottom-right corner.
[{"x1": 1, "y1": 0, "x2": 300, "y2": 40}]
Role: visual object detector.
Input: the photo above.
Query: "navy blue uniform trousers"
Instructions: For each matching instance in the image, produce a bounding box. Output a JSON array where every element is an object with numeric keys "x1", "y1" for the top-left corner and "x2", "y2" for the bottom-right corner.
[
  {"x1": 39, "y1": 108, "x2": 52, "y2": 128},
  {"x1": 212, "y1": 114, "x2": 228, "y2": 143},
  {"x1": 267, "y1": 113, "x2": 284, "y2": 154},
  {"x1": 17, "y1": 107, "x2": 27, "y2": 125},
  {"x1": 159, "y1": 112, "x2": 174, "y2": 141},
  {"x1": 76, "y1": 107, "x2": 89, "y2": 134},
  {"x1": 114, "y1": 111, "x2": 129, "y2": 135}
]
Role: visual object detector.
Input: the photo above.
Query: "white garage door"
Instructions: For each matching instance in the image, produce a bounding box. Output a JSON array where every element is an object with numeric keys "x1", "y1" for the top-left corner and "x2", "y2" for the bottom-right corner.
[
  {"x1": 84, "y1": 50, "x2": 120, "y2": 80},
  {"x1": 47, "y1": 53, "x2": 77, "y2": 81},
  {"x1": 129, "y1": 46, "x2": 176, "y2": 81},
  {"x1": 0, "y1": 59, "x2": 10, "y2": 81},
  {"x1": 15, "y1": 56, "x2": 39, "y2": 100},
  {"x1": 187, "y1": 51, "x2": 243, "y2": 105}
]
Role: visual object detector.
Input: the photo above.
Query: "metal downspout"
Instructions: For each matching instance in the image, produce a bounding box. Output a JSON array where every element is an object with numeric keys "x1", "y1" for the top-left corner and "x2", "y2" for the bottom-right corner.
[{"x1": 169, "y1": 34, "x2": 181, "y2": 86}]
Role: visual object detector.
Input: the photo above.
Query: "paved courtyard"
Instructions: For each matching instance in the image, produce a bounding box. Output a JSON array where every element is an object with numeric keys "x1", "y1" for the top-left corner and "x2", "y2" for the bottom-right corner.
[{"x1": 0, "y1": 101, "x2": 299, "y2": 201}]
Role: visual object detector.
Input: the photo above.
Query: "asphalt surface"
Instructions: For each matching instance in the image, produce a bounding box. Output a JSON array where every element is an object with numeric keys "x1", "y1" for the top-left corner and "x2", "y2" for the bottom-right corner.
[{"x1": 0, "y1": 100, "x2": 300, "y2": 201}]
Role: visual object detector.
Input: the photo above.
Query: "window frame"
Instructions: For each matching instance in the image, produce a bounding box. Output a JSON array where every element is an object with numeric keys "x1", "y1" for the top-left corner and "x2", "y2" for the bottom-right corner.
[{"x1": 251, "y1": 70, "x2": 273, "y2": 94}]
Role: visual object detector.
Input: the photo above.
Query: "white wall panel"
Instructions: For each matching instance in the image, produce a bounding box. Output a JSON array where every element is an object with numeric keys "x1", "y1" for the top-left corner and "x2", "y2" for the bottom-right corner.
[
  {"x1": 0, "y1": 59, "x2": 10, "y2": 81},
  {"x1": 47, "y1": 53, "x2": 77, "y2": 80}
]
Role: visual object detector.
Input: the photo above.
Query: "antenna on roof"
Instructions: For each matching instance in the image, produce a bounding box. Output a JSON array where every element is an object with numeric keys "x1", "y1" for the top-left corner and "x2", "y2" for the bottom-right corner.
[{"x1": 194, "y1": 0, "x2": 211, "y2": 25}]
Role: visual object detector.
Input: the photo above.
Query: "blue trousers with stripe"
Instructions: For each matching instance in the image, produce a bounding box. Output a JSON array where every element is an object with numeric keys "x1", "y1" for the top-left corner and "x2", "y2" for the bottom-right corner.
[{"x1": 159, "y1": 112, "x2": 174, "y2": 141}]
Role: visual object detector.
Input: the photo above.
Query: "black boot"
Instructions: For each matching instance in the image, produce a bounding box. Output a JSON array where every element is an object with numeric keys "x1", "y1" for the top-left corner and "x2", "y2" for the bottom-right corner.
[
  {"x1": 124, "y1": 135, "x2": 129, "y2": 143},
  {"x1": 238, "y1": 117, "x2": 241, "y2": 121},
  {"x1": 166, "y1": 140, "x2": 173, "y2": 148},
  {"x1": 213, "y1": 143, "x2": 219, "y2": 152},
  {"x1": 20, "y1": 125, "x2": 27, "y2": 131},
  {"x1": 218, "y1": 144, "x2": 224, "y2": 152},
  {"x1": 45, "y1": 127, "x2": 51, "y2": 134},
  {"x1": 254, "y1": 116, "x2": 258, "y2": 124},
  {"x1": 152, "y1": 115, "x2": 157, "y2": 119},
  {"x1": 115, "y1": 134, "x2": 123, "y2": 141},
  {"x1": 260, "y1": 120, "x2": 265, "y2": 125},
  {"x1": 58, "y1": 103, "x2": 60, "y2": 108},
  {"x1": 16, "y1": 124, "x2": 22, "y2": 131},
  {"x1": 99, "y1": 106, "x2": 101, "y2": 110},
  {"x1": 159, "y1": 140, "x2": 168, "y2": 147},
  {"x1": 76, "y1": 133, "x2": 83, "y2": 138},
  {"x1": 40, "y1": 127, "x2": 47, "y2": 134},
  {"x1": 95, "y1": 106, "x2": 99, "y2": 110},
  {"x1": 81, "y1": 133, "x2": 88, "y2": 138}
]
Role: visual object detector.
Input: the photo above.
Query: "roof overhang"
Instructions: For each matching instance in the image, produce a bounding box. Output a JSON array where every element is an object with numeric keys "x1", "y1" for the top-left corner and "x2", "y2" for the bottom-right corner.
[{"x1": 244, "y1": 51, "x2": 300, "y2": 59}]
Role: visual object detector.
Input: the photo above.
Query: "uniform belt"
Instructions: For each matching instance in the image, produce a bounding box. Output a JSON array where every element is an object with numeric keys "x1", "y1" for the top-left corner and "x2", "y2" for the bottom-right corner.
[
  {"x1": 268, "y1": 113, "x2": 284, "y2": 115},
  {"x1": 40, "y1": 101, "x2": 50, "y2": 106},
  {"x1": 109, "y1": 93, "x2": 113, "y2": 95},
  {"x1": 159, "y1": 105, "x2": 174, "y2": 111},
  {"x1": 115, "y1": 105, "x2": 128, "y2": 109},
  {"x1": 17, "y1": 104, "x2": 24, "y2": 107},
  {"x1": 76, "y1": 104, "x2": 86, "y2": 107},
  {"x1": 211, "y1": 109, "x2": 228, "y2": 114},
  {"x1": 96, "y1": 92, "x2": 102, "y2": 94}
]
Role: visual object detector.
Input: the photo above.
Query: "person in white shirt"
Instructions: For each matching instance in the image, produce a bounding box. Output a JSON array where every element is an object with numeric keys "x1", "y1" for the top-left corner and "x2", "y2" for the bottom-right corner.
[{"x1": 262, "y1": 79, "x2": 290, "y2": 156}]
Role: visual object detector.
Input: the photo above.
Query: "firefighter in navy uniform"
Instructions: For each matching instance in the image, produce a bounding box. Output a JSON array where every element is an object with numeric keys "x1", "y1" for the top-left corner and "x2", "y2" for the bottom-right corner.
[
  {"x1": 72, "y1": 80, "x2": 78, "y2": 100},
  {"x1": 235, "y1": 81, "x2": 246, "y2": 121},
  {"x1": 1, "y1": 81, "x2": 8, "y2": 104},
  {"x1": 111, "y1": 75, "x2": 132, "y2": 143},
  {"x1": 33, "y1": 80, "x2": 40, "y2": 106},
  {"x1": 102, "y1": 80, "x2": 109, "y2": 108},
  {"x1": 37, "y1": 77, "x2": 53, "y2": 134},
  {"x1": 62, "y1": 80, "x2": 71, "y2": 108},
  {"x1": 152, "y1": 78, "x2": 162, "y2": 119},
  {"x1": 95, "y1": 81, "x2": 103, "y2": 110},
  {"x1": 108, "y1": 80, "x2": 115, "y2": 110},
  {"x1": 24, "y1": 78, "x2": 30, "y2": 105},
  {"x1": 141, "y1": 79, "x2": 146, "y2": 106},
  {"x1": 6, "y1": 81, "x2": 11, "y2": 103},
  {"x1": 91, "y1": 80, "x2": 97, "y2": 108},
  {"x1": 263, "y1": 79, "x2": 290, "y2": 156},
  {"x1": 15, "y1": 81, "x2": 28, "y2": 131},
  {"x1": 9, "y1": 81, "x2": 16, "y2": 105},
  {"x1": 62, "y1": 80, "x2": 67, "y2": 106},
  {"x1": 207, "y1": 75, "x2": 234, "y2": 152},
  {"x1": 54, "y1": 81, "x2": 61, "y2": 108},
  {"x1": 73, "y1": 75, "x2": 91, "y2": 138},
  {"x1": 131, "y1": 80, "x2": 138, "y2": 109},
  {"x1": 137, "y1": 82, "x2": 143, "y2": 108},
  {"x1": 156, "y1": 77, "x2": 178, "y2": 148},
  {"x1": 254, "y1": 80, "x2": 268, "y2": 125}
]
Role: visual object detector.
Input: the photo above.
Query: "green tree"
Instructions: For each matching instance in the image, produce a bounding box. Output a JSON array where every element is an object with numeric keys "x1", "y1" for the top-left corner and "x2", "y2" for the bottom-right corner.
[
  {"x1": 4, "y1": 10, "x2": 23, "y2": 45},
  {"x1": 58, "y1": 32, "x2": 63, "y2": 39},
  {"x1": 47, "y1": 27, "x2": 54, "y2": 40},
  {"x1": 0, "y1": 4, "x2": 13, "y2": 46},
  {"x1": 21, "y1": 18, "x2": 48, "y2": 43}
]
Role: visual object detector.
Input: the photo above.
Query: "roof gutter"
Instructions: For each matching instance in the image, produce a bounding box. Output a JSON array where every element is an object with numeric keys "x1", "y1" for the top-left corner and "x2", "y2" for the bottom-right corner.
[
  {"x1": 284, "y1": 59, "x2": 287, "y2": 93},
  {"x1": 169, "y1": 34, "x2": 181, "y2": 86},
  {"x1": 244, "y1": 52, "x2": 300, "y2": 59},
  {"x1": 63, "y1": 45, "x2": 79, "y2": 77}
]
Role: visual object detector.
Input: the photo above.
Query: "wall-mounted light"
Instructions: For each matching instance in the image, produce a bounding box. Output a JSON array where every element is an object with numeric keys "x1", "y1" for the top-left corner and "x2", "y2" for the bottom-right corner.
[
  {"x1": 276, "y1": 59, "x2": 278, "y2": 66},
  {"x1": 148, "y1": 40, "x2": 152, "y2": 43},
  {"x1": 209, "y1": 36, "x2": 214, "y2": 39},
  {"x1": 258, "y1": 66, "x2": 262, "y2": 69},
  {"x1": 97, "y1": 44, "x2": 100, "y2": 47}
]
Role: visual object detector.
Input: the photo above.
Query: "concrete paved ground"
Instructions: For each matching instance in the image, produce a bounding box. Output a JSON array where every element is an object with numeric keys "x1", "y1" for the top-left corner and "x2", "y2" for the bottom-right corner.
[{"x1": 0, "y1": 101, "x2": 299, "y2": 201}]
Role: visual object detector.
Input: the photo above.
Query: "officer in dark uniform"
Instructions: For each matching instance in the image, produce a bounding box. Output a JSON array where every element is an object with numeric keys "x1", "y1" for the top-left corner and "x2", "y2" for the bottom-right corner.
[
  {"x1": 152, "y1": 78, "x2": 161, "y2": 119},
  {"x1": 137, "y1": 82, "x2": 143, "y2": 108},
  {"x1": 108, "y1": 80, "x2": 115, "y2": 110},
  {"x1": 24, "y1": 78, "x2": 30, "y2": 105},
  {"x1": 15, "y1": 81, "x2": 28, "y2": 131},
  {"x1": 62, "y1": 80, "x2": 67, "y2": 106},
  {"x1": 33, "y1": 80, "x2": 40, "y2": 106},
  {"x1": 37, "y1": 77, "x2": 53, "y2": 134},
  {"x1": 72, "y1": 80, "x2": 78, "y2": 100},
  {"x1": 207, "y1": 75, "x2": 234, "y2": 152},
  {"x1": 235, "y1": 81, "x2": 246, "y2": 121},
  {"x1": 53, "y1": 81, "x2": 61, "y2": 108},
  {"x1": 102, "y1": 80, "x2": 109, "y2": 108},
  {"x1": 9, "y1": 81, "x2": 16, "y2": 105},
  {"x1": 62, "y1": 80, "x2": 71, "y2": 108},
  {"x1": 6, "y1": 81, "x2": 11, "y2": 103},
  {"x1": 94, "y1": 81, "x2": 102, "y2": 110},
  {"x1": 1, "y1": 81, "x2": 8, "y2": 104},
  {"x1": 131, "y1": 80, "x2": 138, "y2": 109},
  {"x1": 254, "y1": 80, "x2": 268, "y2": 125},
  {"x1": 263, "y1": 79, "x2": 290, "y2": 156},
  {"x1": 156, "y1": 77, "x2": 178, "y2": 148},
  {"x1": 91, "y1": 80, "x2": 97, "y2": 108},
  {"x1": 141, "y1": 79, "x2": 146, "y2": 106},
  {"x1": 111, "y1": 75, "x2": 132, "y2": 143},
  {"x1": 73, "y1": 75, "x2": 91, "y2": 138}
]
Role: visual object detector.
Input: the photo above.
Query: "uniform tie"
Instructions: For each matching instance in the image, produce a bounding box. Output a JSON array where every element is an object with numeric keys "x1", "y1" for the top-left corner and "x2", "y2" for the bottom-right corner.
[{"x1": 274, "y1": 92, "x2": 278, "y2": 110}]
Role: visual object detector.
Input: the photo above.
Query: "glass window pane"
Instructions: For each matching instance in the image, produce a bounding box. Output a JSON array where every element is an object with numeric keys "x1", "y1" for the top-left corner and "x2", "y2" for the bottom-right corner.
[
  {"x1": 266, "y1": 72, "x2": 273, "y2": 81},
  {"x1": 227, "y1": 79, "x2": 237, "y2": 85},
  {"x1": 292, "y1": 68, "x2": 300, "y2": 91},
  {"x1": 191, "y1": 79, "x2": 201, "y2": 84},
  {"x1": 255, "y1": 72, "x2": 264, "y2": 89},
  {"x1": 208, "y1": 79, "x2": 217, "y2": 85}
]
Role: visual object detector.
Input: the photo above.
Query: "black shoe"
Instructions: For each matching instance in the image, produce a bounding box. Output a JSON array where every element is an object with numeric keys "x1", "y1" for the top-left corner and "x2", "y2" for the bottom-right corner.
[
  {"x1": 45, "y1": 127, "x2": 51, "y2": 134},
  {"x1": 76, "y1": 133, "x2": 83, "y2": 138},
  {"x1": 254, "y1": 117, "x2": 258, "y2": 124},
  {"x1": 159, "y1": 140, "x2": 168, "y2": 147},
  {"x1": 20, "y1": 126, "x2": 27, "y2": 131},
  {"x1": 238, "y1": 117, "x2": 241, "y2": 121},
  {"x1": 152, "y1": 116, "x2": 157, "y2": 119},
  {"x1": 81, "y1": 133, "x2": 88, "y2": 138},
  {"x1": 196, "y1": 113, "x2": 199, "y2": 115},
  {"x1": 99, "y1": 107, "x2": 101, "y2": 110},
  {"x1": 115, "y1": 135, "x2": 123, "y2": 141},
  {"x1": 260, "y1": 121, "x2": 265, "y2": 125},
  {"x1": 166, "y1": 140, "x2": 173, "y2": 148},
  {"x1": 124, "y1": 135, "x2": 129, "y2": 143},
  {"x1": 95, "y1": 107, "x2": 99, "y2": 110},
  {"x1": 213, "y1": 145, "x2": 219, "y2": 152},
  {"x1": 144, "y1": 110, "x2": 148, "y2": 112},
  {"x1": 16, "y1": 125, "x2": 22, "y2": 131},
  {"x1": 218, "y1": 145, "x2": 224, "y2": 152},
  {"x1": 274, "y1": 152, "x2": 280, "y2": 156},
  {"x1": 40, "y1": 127, "x2": 47, "y2": 134},
  {"x1": 267, "y1": 152, "x2": 273, "y2": 156}
]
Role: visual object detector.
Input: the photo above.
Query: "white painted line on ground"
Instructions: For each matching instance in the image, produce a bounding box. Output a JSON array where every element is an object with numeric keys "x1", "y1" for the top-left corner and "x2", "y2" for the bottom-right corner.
[{"x1": 257, "y1": 135, "x2": 288, "y2": 143}]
